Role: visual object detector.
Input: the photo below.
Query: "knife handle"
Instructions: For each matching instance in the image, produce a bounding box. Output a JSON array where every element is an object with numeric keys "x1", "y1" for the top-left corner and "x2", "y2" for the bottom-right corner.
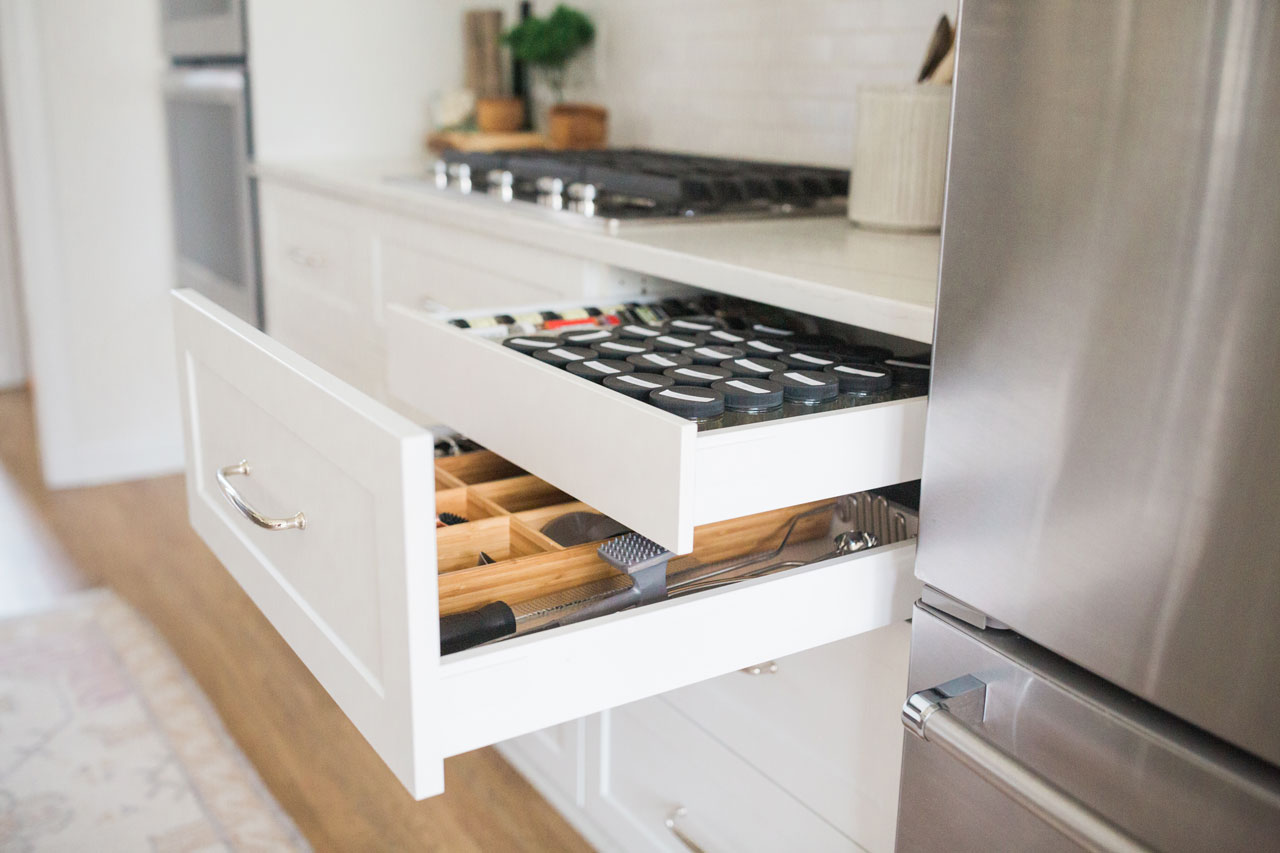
[{"x1": 440, "y1": 601, "x2": 516, "y2": 655}]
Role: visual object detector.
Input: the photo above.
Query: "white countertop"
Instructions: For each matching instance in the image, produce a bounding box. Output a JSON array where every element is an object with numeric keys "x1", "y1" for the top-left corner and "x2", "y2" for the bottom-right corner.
[{"x1": 253, "y1": 160, "x2": 940, "y2": 343}]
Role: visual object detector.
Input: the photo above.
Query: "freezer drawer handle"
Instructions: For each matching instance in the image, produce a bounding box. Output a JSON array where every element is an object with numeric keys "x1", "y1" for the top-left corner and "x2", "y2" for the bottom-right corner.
[
  {"x1": 903, "y1": 675, "x2": 1150, "y2": 853},
  {"x1": 216, "y1": 461, "x2": 307, "y2": 531},
  {"x1": 663, "y1": 807, "x2": 707, "y2": 853}
]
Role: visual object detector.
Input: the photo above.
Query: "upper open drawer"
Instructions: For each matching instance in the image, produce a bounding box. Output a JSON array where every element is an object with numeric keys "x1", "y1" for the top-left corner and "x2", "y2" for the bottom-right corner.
[
  {"x1": 386, "y1": 300, "x2": 928, "y2": 554},
  {"x1": 172, "y1": 290, "x2": 920, "y2": 801}
]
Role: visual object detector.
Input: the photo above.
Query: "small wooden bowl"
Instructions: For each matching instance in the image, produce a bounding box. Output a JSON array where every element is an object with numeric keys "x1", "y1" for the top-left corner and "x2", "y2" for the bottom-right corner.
[
  {"x1": 475, "y1": 97, "x2": 525, "y2": 133},
  {"x1": 547, "y1": 103, "x2": 608, "y2": 150}
]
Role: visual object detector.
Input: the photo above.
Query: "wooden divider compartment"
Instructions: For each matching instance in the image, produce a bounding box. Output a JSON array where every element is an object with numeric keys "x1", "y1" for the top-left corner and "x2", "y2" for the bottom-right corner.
[{"x1": 432, "y1": 454, "x2": 840, "y2": 627}]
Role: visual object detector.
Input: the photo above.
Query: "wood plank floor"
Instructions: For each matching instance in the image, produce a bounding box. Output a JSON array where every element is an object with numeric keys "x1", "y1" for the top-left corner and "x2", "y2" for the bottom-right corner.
[{"x1": 0, "y1": 387, "x2": 592, "y2": 853}]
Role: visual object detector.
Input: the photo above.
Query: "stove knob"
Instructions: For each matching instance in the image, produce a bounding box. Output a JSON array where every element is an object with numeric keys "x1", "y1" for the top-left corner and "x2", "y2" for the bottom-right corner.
[
  {"x1": 567, "y1": 182, "x2": 598, "y2": 216},
  {"x1": 487, "y1": 169, "x2": 515, "y2": 201},
  {"x1": 447, "y1": 162, "x2": 472, "y2": 193},
  {"x1": 535, "y1": 176, "x2": 565, "y2": 210},
  {"x1": 432, "y1": 159, "x2": 449, "y2": 189}
]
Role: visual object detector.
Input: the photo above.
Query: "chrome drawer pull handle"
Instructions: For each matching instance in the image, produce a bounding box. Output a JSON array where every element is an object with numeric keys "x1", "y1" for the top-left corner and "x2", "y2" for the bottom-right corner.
[
  {"x1": 216, "y1": 461, "x2": 307, "y2": 531},
  {"x1": 664, "y1": 807, "x2": 707, "y2": 853},
  {"x1": 740, "y1": 661, "x2": 778, "y2": 676},
  {"x1": 903, "y1": 676, "x2": 1149, "y2": 853}
]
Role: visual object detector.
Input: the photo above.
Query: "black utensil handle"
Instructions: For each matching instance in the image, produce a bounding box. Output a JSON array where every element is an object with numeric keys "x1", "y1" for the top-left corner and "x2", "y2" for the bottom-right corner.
[{"x1": 439, "y1": 601, "x2": 517, "y2": 655}]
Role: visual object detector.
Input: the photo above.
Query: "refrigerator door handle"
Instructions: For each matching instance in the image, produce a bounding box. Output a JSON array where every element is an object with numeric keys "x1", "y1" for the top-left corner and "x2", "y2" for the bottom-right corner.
[{"x1": 902, "y1": 676, "x2": 1151, "y2": 853}]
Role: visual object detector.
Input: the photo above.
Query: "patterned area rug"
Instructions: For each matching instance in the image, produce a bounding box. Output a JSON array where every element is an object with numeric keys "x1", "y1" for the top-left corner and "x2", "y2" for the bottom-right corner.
[{"x1": 0, "y1": 590, "x2": 308, "y2": 851}]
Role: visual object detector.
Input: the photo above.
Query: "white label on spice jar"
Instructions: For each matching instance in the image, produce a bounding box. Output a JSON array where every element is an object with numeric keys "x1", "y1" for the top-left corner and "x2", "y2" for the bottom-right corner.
[
  {"x1": 660, "y1": 389, "x2": 713, "y2": 402},
  {"x1": 835, "y1": 365, "x2": 887, "y2": 377},
  {"x1": 549, "y1": 348, "x2": 585, "y2": 361},
  {"x1": 569, "y1": 329, "x2": 612, "y2": 342},
  {"x1": 747, "y1": 341, "x2": 784, "y2": 353},
  {"x1": 785, "y1": 371, "x2": 825, "y2": 385},
  {"x1": 727, "y1": 380, "x2": 770, "y2": 394},
  {"x1": 584, "y1": 360, "x2": 620, "y2": 374},
  {"x1": 709, "y1": 330, "x2": 745, "y2": 342},
  {"x1": 677, "y1": 368, "x2": 720, "y2": 380},
  {"x1": 885, "y1": 359, "x2": 929, "y2": 370},
  {"x1": 737, "y1": 359, "x2": 770, "y2": 372},
  {"x1": 754, "y1": 324, "x2": 794, "y2": 336},
  {"x1": 602, "y1": 341, "x2": 644, "y2": 352},
  {"x1": 671, "y1": 319, "x2": 714, "y2": 331},
  {"x1": 509, "y1": 337, "x2": 556, "y2": 348},
  {"x1": 618, "y1": 375, "x2": 661, "y2": 388},
  {"x1": 625, "y1": 325, "x2": 661, "y2": 336},
  {"x1": 693, "y1": 347, "x2": 731, "y2": 358},
  {"x1": 645, "y1": 355, "x2": 677, "y2": 366},
  {"x1": 657, "y1": 335, "x2": 696, "y2": 347},
  {"x1": 792, "y1": 352, "x2": 833, "y2": 365}
]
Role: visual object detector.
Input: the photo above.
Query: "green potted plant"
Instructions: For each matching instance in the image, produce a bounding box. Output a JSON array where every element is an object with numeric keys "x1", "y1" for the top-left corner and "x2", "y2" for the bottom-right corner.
[{"x1": 503, "y1": 4, "x2": 606, "y2": 149}]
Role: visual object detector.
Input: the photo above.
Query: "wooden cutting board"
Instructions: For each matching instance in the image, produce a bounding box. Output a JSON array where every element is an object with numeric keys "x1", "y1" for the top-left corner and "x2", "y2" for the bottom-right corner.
[{"x1": 426, "y1": 131, "x2": 548, "y2": 153}]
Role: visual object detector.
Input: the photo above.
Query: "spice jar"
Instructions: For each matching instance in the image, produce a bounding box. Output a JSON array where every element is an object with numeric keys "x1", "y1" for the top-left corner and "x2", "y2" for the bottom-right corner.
[
  {"x1": 664, "y1": 316, "x2": 725, "y2": 334},
  {"x1": 615, "y1": 323, "x2": 664, "y2": 341},
  {"x1": 884, "y1": 356, "x2": 931, "y2": 397},
  {"x1": 771, "y1": 369, "x2": 839, "y2": 417},
  {"x1": 720, "y1": 357, "x2": 787, "y2": 378},
  {"x1": 566, "y1": 358, "x2": 636, "y2": 383},
  {"x1": 686, "y1": 344, "x2": 746, "y2": 366},
  {"x1": 603, "y1": 372, "x2": 675, "y2": 400},
  {"x1": 590, "y1": 338, "x2": 652, "y2": 360},
  {"x1": 652, "y1": 332, "x2": 705, "y2": 353},
  {"x1": 710, "y1": 378, "x2": 784, "y2": 426},
  {"x1": 741, "y1": 339, "x2": 791, "y2": 358},
  {"x1": 779, "y1": 351, "x2": 840, "y2": 370},
  {"x1": 502, "y1": 335, "x2": 562, "y2": 355},
  {"x1": 649, "y1": 386, "x2": 725, "y2": 430},
  {"x1": 532, "y1": 345, "x2": 596, "y2": 368},
  {"x1": 627, "y1": 351, "x2": 692, "y2": 371},
  {"x1": 704, "y1": 328, "x2": 749, "y2": 345},
  {"x1": 559, "y1": 327, "x2": 616, "y2": 346},
  {"x1": 663, "y1": 365, "x2": 733, "y2": 388},
  {"x1": 825, "y1": 362, "x2": 894, "y2": 406}
]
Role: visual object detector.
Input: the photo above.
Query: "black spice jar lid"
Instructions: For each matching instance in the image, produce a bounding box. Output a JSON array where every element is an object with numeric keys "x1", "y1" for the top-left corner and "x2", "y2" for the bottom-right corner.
[
  {"x1": 780, "y1": 350, "x2": 840, "y2": 369},
  {"x1": 590, "y1": 338, "x2": 653, "y2": 359},
  {"x1": 532, "y1": 345, "x2": 597, "y2": 367},
  {"x1": 566, "y1": 358, "x2": 636, "y2": 383},
  {"x1": 604, "y1": 372, "x2": 675, "y2": 399},
  {"x1": 885, "y1": 356, "x2": 932, "y2": 387},
  {"x1": 615, "y1": 323, "x2": 664, "y2": 340},
  {"x1": 663, "y1": 365, "x2": 733, "y2": 387},
  {"x1": 836, "y1": 344, "x2": 895, "y2": 363},
  {"x1": 826, "y1": 362, "x2": 893, "y2": 394},
  {"x1": 771, "y1": 369, "x2": 839, "y2": 403},
  {"x1": 704, "y1": 328, "x2": 749, "y2": 345},
  {"x1": 627, "y1": 351, "x2": 692, "y2": 370},
  {"x1": 664, "y1": 316, "x2": 725, "y2": 334},
  {"x1": 686, "y1": 344, "x2": 746, "y2": 365},
  {"x1": 651, "y1": 332, "x2": 705, "y2": 352},
  {"x1": 710, "y1": 377, "x2": 784, "y2": 411},
  {"x1": 741, "y1": 339, "x2": 791, "y2": 357},
  {"x1": 649, "y1": 386, "x2": 725, "y2": 420},
  {"x1": 559, "y1": 327, "x2": 616, "y2": 345},
  {"x1": 720, "y1": 357, "x2": 787, "y2": 377},
  {"x1": 749, "y1": 322, "x2": 798, "y2": 340},
  {"x1": 503, "y1": 334, "x2": 562, "y2": 355},
  {"x1": 790, "y1": 333, "x2": 846, "y2": 351}
]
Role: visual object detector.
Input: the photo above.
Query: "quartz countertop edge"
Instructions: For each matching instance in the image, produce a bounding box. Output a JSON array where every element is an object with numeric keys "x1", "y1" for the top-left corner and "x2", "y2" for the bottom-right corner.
[{"x1": 252, "y1": 160, "x2": 940, "y2": 344}]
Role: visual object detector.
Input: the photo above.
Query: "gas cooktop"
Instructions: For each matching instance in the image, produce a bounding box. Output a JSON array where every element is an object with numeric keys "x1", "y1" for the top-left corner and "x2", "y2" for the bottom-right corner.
[{"x1": 390, "y1": 148, "x2": 850, "y2": 231}]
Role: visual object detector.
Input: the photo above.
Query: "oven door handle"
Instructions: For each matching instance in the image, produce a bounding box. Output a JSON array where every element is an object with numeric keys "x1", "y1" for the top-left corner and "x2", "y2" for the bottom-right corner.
[{"x1": 903, "y1": 675, "x2": 1150, "y2": 853}]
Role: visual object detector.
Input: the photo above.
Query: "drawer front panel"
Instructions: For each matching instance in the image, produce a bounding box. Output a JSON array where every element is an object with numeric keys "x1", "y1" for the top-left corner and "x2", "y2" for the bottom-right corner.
[
  {"x1": 173, "y1": 290, "x2": 442, "y2": 797},
  {"x1": 592, "y1": 698, "x2": 858, "y2": 852},
  {"x1": 665, "y1": 622, "x2": 913, "y2": 852},
  {"x1": 387, "y1": 303, "x2": 927, "y2": 554}
]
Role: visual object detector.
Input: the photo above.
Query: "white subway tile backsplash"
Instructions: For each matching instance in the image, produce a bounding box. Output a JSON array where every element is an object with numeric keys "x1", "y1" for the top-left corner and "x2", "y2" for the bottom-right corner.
[{"x1": 455, "y1": 0, "x2": 956, "y2": 166}]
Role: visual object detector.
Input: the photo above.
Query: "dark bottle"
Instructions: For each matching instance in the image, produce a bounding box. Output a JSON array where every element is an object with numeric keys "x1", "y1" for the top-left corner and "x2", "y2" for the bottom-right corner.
[
  {"x1": 771, "y1": 369, "x2": 839, "y2": 417},
  {"x1": 825, "y1": 362, "x2": 894, "y2": 406}
]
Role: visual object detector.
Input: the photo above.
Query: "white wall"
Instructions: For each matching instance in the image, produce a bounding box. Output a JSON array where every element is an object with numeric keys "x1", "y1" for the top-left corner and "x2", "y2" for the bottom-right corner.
[
  {"x1": 0, "y1": 0, "x2": 182, "y2": 487},
  {"x1": 451, "y1": 0, "x2": 956, "y2": 167},
  {"x1": 0, "y1": 98, "x2": 23, "y2": 390}
]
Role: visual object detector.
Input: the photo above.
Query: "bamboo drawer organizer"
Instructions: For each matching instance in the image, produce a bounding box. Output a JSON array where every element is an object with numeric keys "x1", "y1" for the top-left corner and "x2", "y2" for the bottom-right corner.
[{"x1": 433, "y1": 450, "x2": 837, "y2": 621}]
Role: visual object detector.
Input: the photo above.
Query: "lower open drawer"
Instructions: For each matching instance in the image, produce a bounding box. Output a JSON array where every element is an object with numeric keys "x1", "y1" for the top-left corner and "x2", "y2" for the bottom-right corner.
[
  {"x1": 172, "y1": 289, "x2": 920, "y2": 799},
  {"x1": 386, "y1": 301, "x2": 928, "y2": 554}
]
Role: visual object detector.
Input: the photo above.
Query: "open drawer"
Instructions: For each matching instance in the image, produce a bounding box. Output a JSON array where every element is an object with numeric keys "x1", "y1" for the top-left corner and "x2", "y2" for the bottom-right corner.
[
  {"x1": 172, "y1": 289, "x2": 920, "y2": 799},
  {"x1": 386, "y1": 302, "x2": 928, "y2": 554}
]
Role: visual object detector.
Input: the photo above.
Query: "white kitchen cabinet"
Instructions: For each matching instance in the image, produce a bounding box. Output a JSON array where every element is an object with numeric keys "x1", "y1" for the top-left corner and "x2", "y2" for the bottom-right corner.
[{"x1": 172, "y1": 289, "x2": 922, "y2": 801}]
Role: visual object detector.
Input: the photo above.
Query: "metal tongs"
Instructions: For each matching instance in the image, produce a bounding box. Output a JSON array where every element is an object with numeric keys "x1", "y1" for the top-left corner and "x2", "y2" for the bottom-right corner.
[{"x1": 667, "y1": 504, "x2": 877, "y2": 597}]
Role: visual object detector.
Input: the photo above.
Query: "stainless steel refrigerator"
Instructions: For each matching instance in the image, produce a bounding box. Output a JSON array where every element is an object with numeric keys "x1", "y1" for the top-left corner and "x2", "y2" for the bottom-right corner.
[{"x1": 896, "y1": 1, "x2": 1280, "y2": 850}]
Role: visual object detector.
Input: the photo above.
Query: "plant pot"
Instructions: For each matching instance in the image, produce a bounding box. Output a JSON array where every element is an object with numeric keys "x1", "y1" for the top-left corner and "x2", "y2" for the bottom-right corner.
[
  {"x1": 547, "y1": 103, "x2": 608, "y2": 150},
  {"x1": 475, "y1": 97, "x2": 525, "y2": 133}
]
